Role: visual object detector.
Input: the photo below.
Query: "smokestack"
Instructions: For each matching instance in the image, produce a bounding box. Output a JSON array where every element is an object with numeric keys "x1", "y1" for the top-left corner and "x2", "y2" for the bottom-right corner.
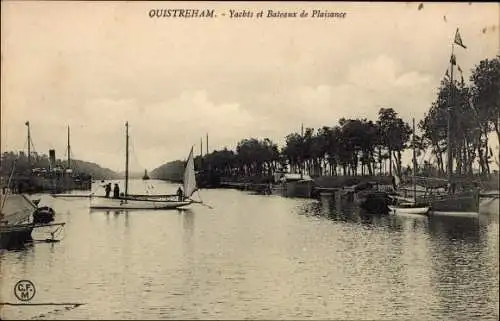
[{"x1": 49, "y1": 149, "x2": 56, "y2": 170}]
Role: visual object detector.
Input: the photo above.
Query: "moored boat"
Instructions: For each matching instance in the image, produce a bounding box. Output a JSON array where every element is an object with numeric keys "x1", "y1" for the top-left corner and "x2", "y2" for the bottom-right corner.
[
  {"x1": 142, "y1": 169, "x2": 150, "y2": 180},
  {"x1": 270, "y1": 172, "x2": 314, "y2": 198},
  {"x1": 388, "y1": 203, "x2": 430, "y2": 215}
]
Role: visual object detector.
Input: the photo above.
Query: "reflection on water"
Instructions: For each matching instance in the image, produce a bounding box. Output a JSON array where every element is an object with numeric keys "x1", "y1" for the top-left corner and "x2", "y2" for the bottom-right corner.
[{"x1": 1, "y1": 180, "x2": 498, "y2": 320}]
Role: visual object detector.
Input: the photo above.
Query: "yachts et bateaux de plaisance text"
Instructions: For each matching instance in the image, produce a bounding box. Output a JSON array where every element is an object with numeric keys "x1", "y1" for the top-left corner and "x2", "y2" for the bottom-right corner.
[{"x1": 148, "y1": 9, "x2": 346, "y2": 19}]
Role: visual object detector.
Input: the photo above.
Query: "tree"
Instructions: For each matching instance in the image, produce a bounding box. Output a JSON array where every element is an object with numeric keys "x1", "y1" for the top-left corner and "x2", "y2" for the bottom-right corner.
[
  {"x1": 470, "y1": 57, "x2": 500, "y2": 144},
  {"x1": 377, "y1": 108, "x2": 411, "y2": 177}
]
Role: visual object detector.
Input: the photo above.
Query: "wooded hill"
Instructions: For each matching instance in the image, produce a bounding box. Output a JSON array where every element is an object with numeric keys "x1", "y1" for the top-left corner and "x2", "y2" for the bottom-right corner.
[
  {"x1": 150, "y1": 160, "x2": 185, "y2": 182},
  {"x1": 0, "y1": 151, "x2": 119, "y2": 180}
]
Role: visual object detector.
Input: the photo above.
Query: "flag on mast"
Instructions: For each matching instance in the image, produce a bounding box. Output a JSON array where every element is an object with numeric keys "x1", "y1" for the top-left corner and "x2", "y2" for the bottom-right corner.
[{"x1": 454, "y1": 28, "x2": 467, "y2": 49}]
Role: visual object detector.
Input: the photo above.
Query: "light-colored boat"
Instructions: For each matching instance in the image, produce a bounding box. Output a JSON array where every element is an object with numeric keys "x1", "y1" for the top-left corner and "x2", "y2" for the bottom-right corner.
[
  {"x1": 89, "y1": 122, "x2": 200, "y2": 211},
  {"x1": 389, "y1": 204, "x2": 430, "y2": 215}
]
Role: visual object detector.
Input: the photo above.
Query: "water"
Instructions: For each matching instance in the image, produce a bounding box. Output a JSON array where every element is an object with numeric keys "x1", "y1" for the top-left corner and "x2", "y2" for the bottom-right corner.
[{"x1": 1, "y1": 180, "x2": 498, "y2": 320}]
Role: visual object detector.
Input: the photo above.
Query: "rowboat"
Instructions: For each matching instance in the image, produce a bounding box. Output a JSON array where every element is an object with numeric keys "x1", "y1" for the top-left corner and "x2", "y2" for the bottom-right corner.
[{"x1": 389, "y1": 204, "x2": 430, "y2": 215}]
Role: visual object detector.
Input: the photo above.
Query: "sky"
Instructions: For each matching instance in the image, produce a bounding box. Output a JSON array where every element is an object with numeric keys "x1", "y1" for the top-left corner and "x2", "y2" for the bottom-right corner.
[{"x1": 1, "y1": 1, "x2": 499, "y2": 172}]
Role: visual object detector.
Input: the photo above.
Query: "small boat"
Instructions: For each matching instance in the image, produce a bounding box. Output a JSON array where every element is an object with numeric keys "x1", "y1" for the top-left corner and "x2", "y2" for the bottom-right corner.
[
  {"x1": 270, "y1": 173, "x2": 314, "y2": 198},
  {"x1": 142, "y1": 169, "x2": 150, "y2": 180},
  {"x1": 389, "y1": 203, "x2": 430, "y2": 215},
  {"x1": 33, "y1": 206, "x2": 55, "y2": 224}
]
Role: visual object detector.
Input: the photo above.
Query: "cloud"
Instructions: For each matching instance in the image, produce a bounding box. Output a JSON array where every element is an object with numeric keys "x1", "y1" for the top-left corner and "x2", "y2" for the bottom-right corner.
[{"x1": 1, "y1": 2, "x2": 498, "y2": 171}]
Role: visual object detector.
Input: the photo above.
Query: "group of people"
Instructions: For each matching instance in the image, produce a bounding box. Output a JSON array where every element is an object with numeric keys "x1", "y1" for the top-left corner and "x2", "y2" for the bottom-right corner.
[
  {"x1": 103, "y1": 182, "x2": 121, "y2": 198},
  {"x1": 102, "y1": 182, "x2": 185, "y2": 201}
]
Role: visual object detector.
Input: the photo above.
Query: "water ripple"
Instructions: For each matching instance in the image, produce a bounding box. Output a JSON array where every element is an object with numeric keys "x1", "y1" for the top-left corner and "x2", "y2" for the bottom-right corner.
[{"x1": 1, "y1": 181, "x2": 498, "y2": 320}]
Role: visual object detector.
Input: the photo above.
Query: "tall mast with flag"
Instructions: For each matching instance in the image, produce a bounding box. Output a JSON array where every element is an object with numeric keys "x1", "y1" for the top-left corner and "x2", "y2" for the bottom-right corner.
[{"x1": 447, "y1": 28, "x2": 467, "y2": 188}]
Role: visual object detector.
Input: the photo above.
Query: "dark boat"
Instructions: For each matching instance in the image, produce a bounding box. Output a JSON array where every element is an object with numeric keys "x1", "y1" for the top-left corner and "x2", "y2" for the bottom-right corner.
[
  {"x1": 356, "y1": 191, "x2": 391, "y2": 214},
  {"x1": 270, "y1": 172, "x2": 314, "y2": 198},
  {"x1": 33, "y1": 206, "x2": 55, "y2": 224},
  {"x1": 142, "y1": 169, "x2": 150, "y2": 180},
  {"x1": 419, "y1": 186, "x2": 479, "y2": 213}
]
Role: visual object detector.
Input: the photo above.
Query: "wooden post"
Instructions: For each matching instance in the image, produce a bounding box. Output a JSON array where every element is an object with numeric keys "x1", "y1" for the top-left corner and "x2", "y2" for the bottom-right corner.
[{"x1": 67, "y1": 126, "x2": 71, "y2": 170}]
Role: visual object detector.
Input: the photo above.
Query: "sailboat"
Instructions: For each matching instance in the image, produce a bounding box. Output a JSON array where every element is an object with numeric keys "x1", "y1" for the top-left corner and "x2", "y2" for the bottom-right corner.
[
  {"x1": 89, "y1": 122, "x2": 198, "y2": 210},
  {"x1": 389, "y1": 118, "x2": 430, "y2": 215},
  {"x1": 415, "y1": 31, "x2": 479, "y2": 214}
]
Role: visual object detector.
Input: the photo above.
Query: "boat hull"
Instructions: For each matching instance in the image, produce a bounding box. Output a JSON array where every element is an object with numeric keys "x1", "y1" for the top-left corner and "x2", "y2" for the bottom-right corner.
[
  {"x1": 356, "y1": 191, "x2": 391, "y2": 214},
  {"x1": 89, "y1": 197, "x2": 192, "y2": 210},
  {"x1": 0, "y1": 225, "x2": 33, "y2": 248},
  {"x1": 51, "y1": 193, "x2": 92, "y2": 198},
  {"x1": 0, "y1": 224, "x2": 34, "y2": 248},
  {"x1": 418, "y1": 189, "x2": 480, "y2": 213},
  {"x1": 271, "y1": 180, "x2": 313, "y2": 198}
]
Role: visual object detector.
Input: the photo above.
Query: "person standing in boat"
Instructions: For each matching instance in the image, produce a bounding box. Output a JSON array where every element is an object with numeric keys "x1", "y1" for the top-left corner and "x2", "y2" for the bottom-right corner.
[
  {"x1": 176, "y1": 187, "x2": 184, "y2": 201},
  {"x1": 104, "y1": 183, "x2": 111, "y2": 198},
  {"x1": 113, "y1": 183, "x2": 120, "y2": 198}
]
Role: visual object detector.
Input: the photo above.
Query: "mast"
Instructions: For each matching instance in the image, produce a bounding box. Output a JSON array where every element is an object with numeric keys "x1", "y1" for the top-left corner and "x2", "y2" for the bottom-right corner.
[
  {"x1": 447, "y1": 43, "x2": 455, "y2": 190},
  {"x1": 412, "y1": 118, "x2": 417, "y2": 201},
  {"x1": 125, "y1": 122, "x2": 129, "y2": 198},
  {"x1": 26, "y1": 121, "x2": 31, "y2": 172},
  {"x1": 67, "y1": 125, "x2": 71, "y2": 170},
  {"x1": 206, "y1": 133, "x2": 208, "y2": 155}
]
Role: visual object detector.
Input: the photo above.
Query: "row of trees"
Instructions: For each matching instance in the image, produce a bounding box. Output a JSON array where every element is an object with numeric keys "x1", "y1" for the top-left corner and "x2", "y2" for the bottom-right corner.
[
  {"x1": 179, "y1": 57, "x2": 498, "y2": 180},
  {"x1": 187, "y1": 107, "x2": 411, "y2": 179}
]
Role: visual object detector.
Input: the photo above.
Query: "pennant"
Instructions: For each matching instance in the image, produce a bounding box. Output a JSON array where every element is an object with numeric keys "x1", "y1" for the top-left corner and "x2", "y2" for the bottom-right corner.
[
  {"x1": 25, "y1": 121, "x2": 29, "y2": 126},
  {"x1": 457, "y1": 65, "x2": 463, "y2": 73},
  {"x1": 454, "y1": 28, "x2": 467, "y2": 49}
]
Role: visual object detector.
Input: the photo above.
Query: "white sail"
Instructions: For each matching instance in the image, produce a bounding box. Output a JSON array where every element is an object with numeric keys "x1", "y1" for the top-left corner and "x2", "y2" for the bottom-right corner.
[{"x1": 183, "y1": 147, "x2": 197, "y2": 198}]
